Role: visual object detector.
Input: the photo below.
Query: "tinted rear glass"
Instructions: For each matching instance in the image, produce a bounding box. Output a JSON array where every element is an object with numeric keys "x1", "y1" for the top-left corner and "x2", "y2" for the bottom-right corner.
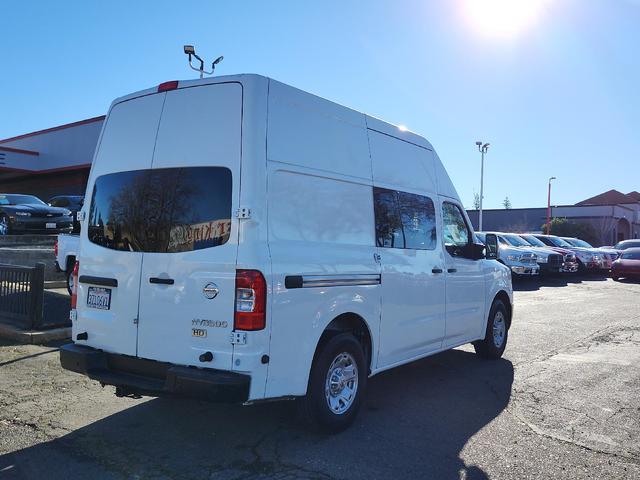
[
  {"x1": 88, "y1": 167, "x2": 232, "y2": 253},
  {"x1": 621, "y1": 249, "x2": 640, "y2": 259}
]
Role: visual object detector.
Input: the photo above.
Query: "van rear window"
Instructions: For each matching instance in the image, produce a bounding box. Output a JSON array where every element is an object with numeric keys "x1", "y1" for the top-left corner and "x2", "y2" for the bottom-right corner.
[{"x1": 87, "y1": 167, "x2": 232, "y2": 253}]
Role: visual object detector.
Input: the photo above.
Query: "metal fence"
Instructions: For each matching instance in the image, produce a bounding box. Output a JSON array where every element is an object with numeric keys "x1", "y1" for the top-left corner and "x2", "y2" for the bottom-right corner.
[{"x1": 0, "y1": 263, "x2": 45, "y2": 329}]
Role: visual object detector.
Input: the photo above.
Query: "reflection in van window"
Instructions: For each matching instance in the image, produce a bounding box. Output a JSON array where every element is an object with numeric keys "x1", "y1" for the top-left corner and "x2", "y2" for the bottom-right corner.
[
  {"x1": 373, "y1": 187, "x2": 436, "y2": 250},
  {"x1": 88, "y1": 167, "x2": 232, "y2": 253},
  {"x1": 442, "y1": 202, "x2": 470, "y2": 257}
]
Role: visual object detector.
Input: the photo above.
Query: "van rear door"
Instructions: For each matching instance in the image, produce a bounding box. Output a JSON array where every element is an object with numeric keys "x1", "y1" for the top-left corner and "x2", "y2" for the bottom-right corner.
[
  {"x1": 76, "y1": 94, "x2": 165, "y2": 356},
  {"x1": 136, "y1": 83, "x2": 242, "y2": 370}
]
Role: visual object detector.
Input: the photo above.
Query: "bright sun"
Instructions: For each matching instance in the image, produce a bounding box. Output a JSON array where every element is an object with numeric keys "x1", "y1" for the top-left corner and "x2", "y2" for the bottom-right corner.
[{"x1": 465, "y1": 0, "x2": 545, "y2": 37}]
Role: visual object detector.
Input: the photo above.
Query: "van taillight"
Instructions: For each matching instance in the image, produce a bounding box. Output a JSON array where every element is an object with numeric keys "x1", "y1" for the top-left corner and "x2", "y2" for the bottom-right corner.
[
  {"x1": 71, "y1": 261, "x2": 79, "y2": 309},
  {"x1": 54, "y1": 238, "x2": 58, "y2": 257},
  {"x1": 158, "y1": 81, "x2": 179, "y2": 92},
  {"x1": 234, "y1": 270, "x2": 266, "y2": 331}
]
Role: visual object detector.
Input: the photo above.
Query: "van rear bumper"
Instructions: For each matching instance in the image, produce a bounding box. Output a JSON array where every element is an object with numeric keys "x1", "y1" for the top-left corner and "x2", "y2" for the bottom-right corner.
[{"x1": 60, "y1": 343, "x2": 250, "y2": 403}]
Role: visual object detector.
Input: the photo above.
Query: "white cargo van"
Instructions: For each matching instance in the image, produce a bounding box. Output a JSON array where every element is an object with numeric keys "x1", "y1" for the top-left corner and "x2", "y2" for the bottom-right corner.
[{"x1": 60, "y1": 74, "x2": 512, "y2": 433}]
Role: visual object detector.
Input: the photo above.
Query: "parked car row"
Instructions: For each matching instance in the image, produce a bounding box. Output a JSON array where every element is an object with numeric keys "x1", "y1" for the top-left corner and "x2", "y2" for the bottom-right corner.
[
  {"x1": 0, "y1": 194, "x2": 83, "y2": 235},
  {"x1": 476, "y1": 232, "x2": 627, "y2": 279}
]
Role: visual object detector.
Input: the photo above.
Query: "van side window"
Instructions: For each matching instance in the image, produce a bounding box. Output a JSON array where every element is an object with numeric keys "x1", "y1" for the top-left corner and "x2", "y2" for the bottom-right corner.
[
  {"x1": 373, "y1": 187, "x2": 437, "y2": 250},
  {"x1": 442, "y1": 202, "x2": 471, "y2": 258}
]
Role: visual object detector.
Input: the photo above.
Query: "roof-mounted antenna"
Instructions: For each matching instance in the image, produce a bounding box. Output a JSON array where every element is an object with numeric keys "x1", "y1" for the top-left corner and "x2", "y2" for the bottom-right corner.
[{"x1": 183, "y1": 45, "x2": 223, "y2": 79}]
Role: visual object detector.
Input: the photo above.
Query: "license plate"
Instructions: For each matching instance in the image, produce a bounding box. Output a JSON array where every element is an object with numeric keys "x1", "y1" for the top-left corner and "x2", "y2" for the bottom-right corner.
[
  {"x1": 46, "y1": 222, "x2": 56, "y2": 228},
  {"x1": 191, "y1": 328, "x2": 207, "y2": 338},
  {"x1": 87, "y1": 287, "x2": 111, "y2": 310}
]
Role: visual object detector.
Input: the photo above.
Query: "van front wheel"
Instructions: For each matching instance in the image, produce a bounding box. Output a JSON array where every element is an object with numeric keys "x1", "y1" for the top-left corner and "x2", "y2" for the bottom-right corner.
[
  {"x1": 297, "y1": 333, "x2": 367, "y2": 434},
  {"x1": 474, "y1": 299, "x2": 508, "y2": 359}
]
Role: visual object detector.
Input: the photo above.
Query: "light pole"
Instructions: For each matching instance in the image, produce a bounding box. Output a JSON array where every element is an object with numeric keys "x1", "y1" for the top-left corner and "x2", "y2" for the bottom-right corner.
[
  {"x1": 546, "y1": 176, "x2": 556, "y2": 234},
  {"x1": 476, "y1": 141, "x2": 490, "y2": 231}
]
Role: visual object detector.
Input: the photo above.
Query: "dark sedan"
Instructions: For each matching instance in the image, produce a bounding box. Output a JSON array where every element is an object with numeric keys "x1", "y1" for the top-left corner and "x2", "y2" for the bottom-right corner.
[
  {"x1": 0, "y1": 194, "x2": 73, "y2": 235},
  {"x1": 48, "y1": 195, "x2": 84, "y2": 233},
  {"x1": 612, "y1": 248, "x2": 640, "y2": 281}
]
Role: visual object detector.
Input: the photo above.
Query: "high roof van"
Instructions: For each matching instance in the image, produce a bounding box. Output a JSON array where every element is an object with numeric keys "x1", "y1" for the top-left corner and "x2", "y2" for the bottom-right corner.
[{"x1": 60, "y1": 74, "x2": 512, "y2": 433}]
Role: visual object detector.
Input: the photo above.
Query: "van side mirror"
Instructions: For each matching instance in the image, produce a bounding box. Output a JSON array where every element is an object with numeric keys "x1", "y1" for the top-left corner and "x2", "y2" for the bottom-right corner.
[
  {"x1": 484, "y1": 234, "x2": 498, "y2": 260},
  {"x1": 472, "y1": 243, "x2": 486, "y2": 260}
]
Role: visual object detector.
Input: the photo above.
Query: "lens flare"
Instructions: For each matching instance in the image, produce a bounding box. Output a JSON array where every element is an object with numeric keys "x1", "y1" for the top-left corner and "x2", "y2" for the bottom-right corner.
[{"x1": 465, "y1": 0, "x2": 545, "y2": 37}]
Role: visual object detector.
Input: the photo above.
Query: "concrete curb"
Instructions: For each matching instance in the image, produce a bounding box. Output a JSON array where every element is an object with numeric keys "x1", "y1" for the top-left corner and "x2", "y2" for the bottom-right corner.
[
  {"x1": 45, "y1": 280, "x2": 67, "y2": 289},
  {"x1": 0, "y1": 322, "x2": 71, "y2": 344}
]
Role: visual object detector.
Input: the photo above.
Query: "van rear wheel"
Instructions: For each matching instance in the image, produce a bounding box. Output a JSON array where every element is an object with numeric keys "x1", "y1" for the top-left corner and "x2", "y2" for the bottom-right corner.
[
  {"x1": 474, "y1": 299, "x2": 508, "y2": 359},
  {"x1": 297, "y1": 333, "x2": 366, "y2": 434}
]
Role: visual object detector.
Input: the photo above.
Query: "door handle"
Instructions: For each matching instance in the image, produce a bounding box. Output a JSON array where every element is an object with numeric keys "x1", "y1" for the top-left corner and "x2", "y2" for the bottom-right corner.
[
  {"x1": 149, "y1": 277, "x2": 174, "y2": 285},
  {"x1": 432, "y1": 268, "x2": 443, "y2": 274},
  {"x1": 447, "y1": 268, "x2": 457, "y2": 273}
]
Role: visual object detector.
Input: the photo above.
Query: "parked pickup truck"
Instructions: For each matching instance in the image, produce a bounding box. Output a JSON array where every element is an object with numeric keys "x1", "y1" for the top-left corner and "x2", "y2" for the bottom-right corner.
[{"x1": 55, "y1": 234, "x2": 79, "y2": 294}]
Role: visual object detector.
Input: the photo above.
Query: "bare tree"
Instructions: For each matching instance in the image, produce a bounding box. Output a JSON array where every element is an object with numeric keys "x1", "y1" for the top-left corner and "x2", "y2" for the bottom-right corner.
[
  {"x1": 592, "y1": 215, "x2": 618, "y2": 246},
  {"x1": 502, "y1": 196, "x2": 512, "y2": 209},
  {"x1": 500, "y1": 213, "x2": 537, "y2": 233},
  {"x1": 472, "y1": 192, "x2": 480, "y2": 210}
]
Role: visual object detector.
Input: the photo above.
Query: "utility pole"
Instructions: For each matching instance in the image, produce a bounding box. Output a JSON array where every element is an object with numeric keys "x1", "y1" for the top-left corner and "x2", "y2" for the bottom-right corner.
[
  {"x1": 475, "y1": 141, "x2": 490, "y2": 231},
  {"x1": 546, "y1": 176, "x2": 556, "y2": 234}
]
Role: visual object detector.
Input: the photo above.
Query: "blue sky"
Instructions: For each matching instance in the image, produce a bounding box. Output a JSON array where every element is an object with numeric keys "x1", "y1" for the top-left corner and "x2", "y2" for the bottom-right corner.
[{"x1": 1, "y1": 0, "x2": 639, "y2": 209}]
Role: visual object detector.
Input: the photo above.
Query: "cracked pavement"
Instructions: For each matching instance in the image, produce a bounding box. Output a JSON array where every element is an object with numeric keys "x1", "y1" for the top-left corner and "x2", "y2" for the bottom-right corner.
[{"x1": 1, "y1": 274, "x2": 639, "y2": 479}]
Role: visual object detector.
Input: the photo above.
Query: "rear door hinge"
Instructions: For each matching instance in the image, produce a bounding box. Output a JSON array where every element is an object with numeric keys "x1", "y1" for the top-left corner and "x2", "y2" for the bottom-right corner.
[
  {"x1": 230, "y1": 331, "x2": 247, "y2": 345},
  {"x1": 133, "y1": 317, "x2": 139, "y2": 325},
  {"x1": 235, "y1": 207, "x2": 251, "y2": 219},
  {"x1": 77, "y1": 211, "x2": 86, "y2": 221}
]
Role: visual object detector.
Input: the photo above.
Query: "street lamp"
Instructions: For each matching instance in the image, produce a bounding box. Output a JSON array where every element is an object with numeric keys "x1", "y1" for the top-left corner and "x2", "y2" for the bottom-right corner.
[
  {"x1": 476, "y1": 141, "x2": 490, "y2": 231},
  {"x1": 546, "y1": 176, "x2": 556, "y2": 234}
]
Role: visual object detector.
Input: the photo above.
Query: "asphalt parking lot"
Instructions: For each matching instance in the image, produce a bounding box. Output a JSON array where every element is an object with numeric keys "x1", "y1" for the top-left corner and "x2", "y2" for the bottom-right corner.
[{"x1": 1, "y1": 274, "x2": 639, "y2": 479}]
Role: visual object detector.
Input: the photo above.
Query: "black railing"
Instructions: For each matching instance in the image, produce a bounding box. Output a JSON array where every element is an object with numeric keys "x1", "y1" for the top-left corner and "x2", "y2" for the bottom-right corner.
[{"x1": 0, "y1": 263, "x2": 45, "y2": 329}]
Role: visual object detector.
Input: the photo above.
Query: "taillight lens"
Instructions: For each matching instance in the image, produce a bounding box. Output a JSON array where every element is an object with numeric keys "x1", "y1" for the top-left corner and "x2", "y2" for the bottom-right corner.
[
  {"x1": 54, "y1": 238, "x2": 58, "y2": 257},
  {"x1": 70, "y1": 261, "x2": 79, "y2": 309},
  {"x1": 158, "y1": 81, "x2": 179, "y2": 92},
  {"x1": 234, "y1": 270, "x2": 266, "y2": 331}
]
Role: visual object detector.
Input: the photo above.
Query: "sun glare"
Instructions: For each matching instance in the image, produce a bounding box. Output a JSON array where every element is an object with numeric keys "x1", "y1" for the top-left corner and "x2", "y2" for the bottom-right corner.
[{"x1": 465, "y1": 0, "x2": 545, "y2": 37}]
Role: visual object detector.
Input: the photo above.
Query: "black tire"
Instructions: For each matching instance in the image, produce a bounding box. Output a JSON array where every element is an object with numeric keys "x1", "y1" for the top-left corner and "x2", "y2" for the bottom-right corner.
[
  {"x1": 612, "y1": 276, "x2": 619, "y2": 281},
  {"x1": 297, "y1": 333, "x2": 367, "y2": 434},
  {"x1": 474, "y1": 299, "x2": 509, "y2": 360},
  {"x1": 577, "y1": 260, "x2": 586, "y2": 275},
  {"x1": 65, "y1": 269, "x2": 74, "y2": 295},
  {"x1": 0, "y1": 214, "x2": 11, "y2": 235}
]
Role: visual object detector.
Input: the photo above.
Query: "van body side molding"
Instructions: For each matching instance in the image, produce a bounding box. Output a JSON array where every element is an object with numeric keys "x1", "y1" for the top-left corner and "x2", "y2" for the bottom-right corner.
[
  {"x1": 285, "y1": 274, "x2": 381, "y2": 289},
  {"x1": 79, "y1": 275, "x2": 118, "y2": 288}
]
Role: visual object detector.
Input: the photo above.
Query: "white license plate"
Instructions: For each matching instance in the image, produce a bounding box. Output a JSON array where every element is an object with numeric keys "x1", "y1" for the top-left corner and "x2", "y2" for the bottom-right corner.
[
  {"x1": 191, "y1": 328, "x2": 207, "y2": 338},
  {"x1": 87, "y1": 287, "x2": 111, "y2": 310},
  {"x1": 46, "y1": 222, "x2": 56, "y2": 228}
]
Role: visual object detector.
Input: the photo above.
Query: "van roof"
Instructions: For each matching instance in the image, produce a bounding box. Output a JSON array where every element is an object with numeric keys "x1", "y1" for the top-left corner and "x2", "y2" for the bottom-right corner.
[{"x1": 111, "y1": 74, "x2": 435, "y2": 151}]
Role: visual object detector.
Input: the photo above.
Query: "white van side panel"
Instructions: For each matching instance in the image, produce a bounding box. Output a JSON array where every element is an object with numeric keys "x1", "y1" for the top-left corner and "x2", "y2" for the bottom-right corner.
[
  {"x1": 267, "y1": 80, "x2": 371, "y2": 181},
  {"x1": 269, "y1": 171, "x2": 375, "y2": 245},
  {"x1": 433, "y1": 151, "x2": 460, "y2": 200},
  {"x1": 265, "y1": 166, "x2": 380, "y2": 398},
  {"x1": 368, "y1": 130, "x2": 438, "y2": 194}
]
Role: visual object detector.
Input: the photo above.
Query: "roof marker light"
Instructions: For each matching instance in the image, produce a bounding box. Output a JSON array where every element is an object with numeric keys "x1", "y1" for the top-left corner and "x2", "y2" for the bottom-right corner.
[{"x1": 158, "y1": 81, "x2": 179, "y2": 93}]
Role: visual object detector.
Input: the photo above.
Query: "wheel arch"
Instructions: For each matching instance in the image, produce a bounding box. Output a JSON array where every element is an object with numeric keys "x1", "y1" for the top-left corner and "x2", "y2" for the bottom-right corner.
[
  {"x1": 493, "y1": 290, "x2": 512, "y2": 330},
  {"x1": 313, "y1": 312, "x2": 374, "y2": 376}
]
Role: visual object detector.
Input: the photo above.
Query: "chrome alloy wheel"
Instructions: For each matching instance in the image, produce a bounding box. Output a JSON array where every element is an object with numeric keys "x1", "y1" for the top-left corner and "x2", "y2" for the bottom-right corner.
[
  {"x1": 493, "y1": 311, "x2": 506, "y2": 348},
  {"x1": 325, "y1": 352, "x2": 358, "y2": 415},
  {"x1": 0, "y1": 216, "x2": 8, "y2": 235}
]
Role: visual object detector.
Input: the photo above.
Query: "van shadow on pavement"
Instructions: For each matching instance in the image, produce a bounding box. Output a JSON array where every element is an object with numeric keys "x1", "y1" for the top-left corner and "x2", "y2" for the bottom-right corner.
[
  {"x1": 0, "y1": 349, "x2": 513, "y2": 480},
  {"x1": 512, "y1": 272, "x2": 610, "y2": 292}
]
